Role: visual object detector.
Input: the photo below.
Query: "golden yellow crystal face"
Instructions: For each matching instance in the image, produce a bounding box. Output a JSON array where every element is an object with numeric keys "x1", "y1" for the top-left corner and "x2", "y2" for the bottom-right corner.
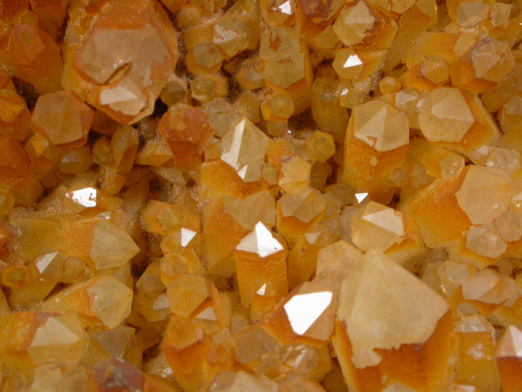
[
  {"x1": 352, "y1": 100, "x2": 409, "y2": 152},
  {"x1": 2, "y1": 0, "x2": 522, "y2": 390}
]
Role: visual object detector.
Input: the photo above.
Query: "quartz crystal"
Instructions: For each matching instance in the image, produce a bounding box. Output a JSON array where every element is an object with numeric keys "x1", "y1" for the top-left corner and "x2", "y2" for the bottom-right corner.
[
  {"x1": 419, "y1": 87, "x2": 474, "y2": 143},
  {"x1": 337, "y1": 250, "x2": 449, "y2": 368},
  {"x1": 1, "y1": 0, "x2": 522, "y2": 390}
]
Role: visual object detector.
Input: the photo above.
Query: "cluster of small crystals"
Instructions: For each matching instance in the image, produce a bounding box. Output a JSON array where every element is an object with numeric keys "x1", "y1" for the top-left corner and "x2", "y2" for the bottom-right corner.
[{"x1": 1, "y1": 0, "x2": 522, "y2": 391}]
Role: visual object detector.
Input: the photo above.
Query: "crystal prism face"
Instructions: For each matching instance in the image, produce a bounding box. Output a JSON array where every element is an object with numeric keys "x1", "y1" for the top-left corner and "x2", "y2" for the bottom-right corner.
[
  {"x1": 283, "y1": 282, "x2": 336, "y2": 340},
  {"x1": 456, "y1": 166, "x2": 514, "y2": 225},
  {"x1": 221, "y1": 117, "x2": 268, "y2": 182},
  {"x1": 352, "y1": 100, "x2": 409, "y2": 152},
  {"x1": 337, "y1": 250, "x2": 449, "y2": 368},
  {"x1": 87, "y1": 276, "x2": 133, "y2": 329},
  {"x1": 236, "y1": 222, "x2": 284, "y2": 258},
  {"x1": 351, "y1": 201, "x2": 405, "y2": 251},
  {"x1": 32, "y1": 90, "x2": 93, "y2": 146},
  {"x1": 419, "y1": 87, "x2": 474, "y2": 143}
]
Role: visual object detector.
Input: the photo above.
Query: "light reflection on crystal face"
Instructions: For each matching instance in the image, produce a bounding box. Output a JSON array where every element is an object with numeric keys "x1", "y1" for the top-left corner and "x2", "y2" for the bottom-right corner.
[
  {"x1": 284, "y1": 291, "x2": 333, "y2": 335},
  {"x1": 278, "y1": 0, "x2": 292, "y2": 15},
  {"x1": 65, "y1": 187, "x2": 97, "y2": 207},
  {"x1": 343, "y1": 54, "x2": 363, "y2": 69},
  {"x1": 236, "y1": 222, "x2": 284, "y2": 258},
  {"x1": 35, "y1": 251, "x2": 60, "y2": 274},
  {"x1": 181, "y1": 228, "x2": 197, "y2": 247}
]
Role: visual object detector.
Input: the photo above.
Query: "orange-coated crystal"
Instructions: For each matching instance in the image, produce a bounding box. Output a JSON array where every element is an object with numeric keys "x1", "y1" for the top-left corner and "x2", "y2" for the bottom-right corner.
[
  {"x1": 159, "y1": 104, "x2": 213, "y2": 171},
  {"x1": 1, "y1": 0, "x2": 522, "y2": 391},
  {"x1": 31, "y1": 90, "x2": 94, "y2": 147}
]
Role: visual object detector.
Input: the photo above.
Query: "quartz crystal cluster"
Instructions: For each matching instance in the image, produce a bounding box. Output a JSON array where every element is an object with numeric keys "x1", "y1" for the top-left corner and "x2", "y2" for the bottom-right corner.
[{"x1": 1, "y1": 0, "x2": 522, "y2": 391}]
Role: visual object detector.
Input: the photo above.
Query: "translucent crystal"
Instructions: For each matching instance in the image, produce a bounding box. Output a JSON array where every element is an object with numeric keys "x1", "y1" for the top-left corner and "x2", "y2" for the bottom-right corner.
[
  {"x1": 352, "y1": 100, "x2": 409, "y2": 152},
  {"x1": 470, "y1": 39, "x2": 514, "y2": 83},
  {"x1": 351, "y1": 201, "x2": 405, "y2": 251},
  {"x1": 85, "y1": 276, "x2": 133, "y2": 328},
  {"x1": 495, "y1": 325, "x2": 522, "y2": 392},
  {"x1": 32, "y1": 90, "x2": 93, "y2": 146},
  {"x1": 496, "y1": 325, "x2": 522, "y2": 358},
  {"x1": 28, "y1": 313, "x2": 86, "y2": 366},
  {"x1": 421, "y1": 55, "x2": 449, "y2": 85},
  {"x1": 167, "y1": 274, "x2": 211, "y2": 318},
  {"x1": 333, "y1": 2, "x2": 375, "y2": 47},
  {"x1": 494, "y1": 209, "x2": 522, "y2": 242},
  {"x1": 465, "y1": 223, "x2": 507, "y2": 258},
  {"x1": 456, "y1": 166, "x2": 514, "y2": 225},
  {"x1": 419, "y1": 88, "x2": 474, "y2": 143},
  {"x1": 90, "y1": 219, "x2": 140, "y2": 270},
  {"x1": 210, "y1": 371, "x2": 279, "y2": 392},
  {"x1": 279, "y1": 156, "x2": 311, "y2": 194},
  {"x1": 337, "y1": 250, "x2": 449, "y2": 368},
  {"x1": 278, "y1": 187, "x2": 326, "y2": 224},
  {"x1": 224, "y1": 190, "x2": 276, "y2": 230},
  {"x1": 260, "y1": 26, "x2": 306, "y2": 89},
  {"x1": 455, "y1": 1, "x2": 488, "y2": 27},
  {"x1": 436, "y1": 260, "x2": 472, "y2": 296},
  {"x1": 221, "y1": 117, "x2": 268, "y2": 182},
  {"x1": 461, "y1": 269, "x2": 510, "y2": 305},
  {"x1": 236, "y1": 222, "x2": 284, "y2": 258},
  {"x1": 34, "y1": 251, "x2": 64, "y2": 280},
  {"x1": 235, "y1": 222, "x2": 288, "y2": 307}
]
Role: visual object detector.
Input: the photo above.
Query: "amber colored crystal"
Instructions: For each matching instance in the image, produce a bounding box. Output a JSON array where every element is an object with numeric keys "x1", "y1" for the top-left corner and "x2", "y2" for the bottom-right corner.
[
  {"x1": 159, "y1": 104, "x2": 213, "y2": 171},
  {"x1": 32, "y1": 90, "x2": 94, "y2": 147},
  {"x1": 1, "y1": 0, "x2": 522, "y2": 391}
]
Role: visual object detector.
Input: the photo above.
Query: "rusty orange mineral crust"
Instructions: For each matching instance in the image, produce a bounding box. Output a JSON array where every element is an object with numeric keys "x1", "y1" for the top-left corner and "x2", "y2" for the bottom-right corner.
[{"x1": 0, "y1": 0, "x2": 521, "y2": 391}]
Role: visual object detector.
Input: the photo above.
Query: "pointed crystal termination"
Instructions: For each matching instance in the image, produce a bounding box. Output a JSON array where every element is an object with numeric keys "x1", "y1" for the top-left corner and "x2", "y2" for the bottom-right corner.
[
  {"x1": 28, "y1": 313, "x2": 86, "y2": 366},
  {"x1": 283, "y1": 281, "x2": 337, "y2": 341},
  {"x1": 167, "y1": 274, "x2": 213, "y2": 319},
  {"x1": 64, "y1": 0, "x2": 179, "y2": 124},
  {"x1": 43, "y1": 276, "x2": 133, "y2": 329},
  {"x1": 221, "y1": 117, "x2": 268, "y2": 182},
  {"x1": 495, "y1": 325, "x2": 522, "y2": 392},
  {"x1": 235, "y1": 222, "x2": 288, "y2": 308},
  {"x1": 224, "y1": 190, "x2": 276, "y2": 231},
  {"x1": 32, "y1": 90, "x2": 94, "y2": 147},
  {"x1": 9, "y1": 23, "x2": 64, "y2": 94},
  {"x1": 333, "y1": 1, "x2": 375, "y2": 47},
  {"x1": 90, "y1": 219, "x2": 140, "y2": 270},
  {"x1": 337, "y1": 250, "x2": 449, "y2": 368},
  {"x1": 456, "y1": 166, "x2": 514, "y2": 225},
  {"x1": 351, "y1": 201, "x2": 405, "y2": 251},
  {"x1": 419, "y1": 87, "x2": 475, "y2": 143},
  {"x1": 0, "y1": 312, "x2": 86, "y2": 368}
]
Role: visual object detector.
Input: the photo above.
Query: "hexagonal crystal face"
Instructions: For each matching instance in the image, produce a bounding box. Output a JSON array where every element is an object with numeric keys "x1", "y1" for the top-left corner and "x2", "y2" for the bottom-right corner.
[{"x1": 419, "y1": 87, "x2": 474, "y2": 143}]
